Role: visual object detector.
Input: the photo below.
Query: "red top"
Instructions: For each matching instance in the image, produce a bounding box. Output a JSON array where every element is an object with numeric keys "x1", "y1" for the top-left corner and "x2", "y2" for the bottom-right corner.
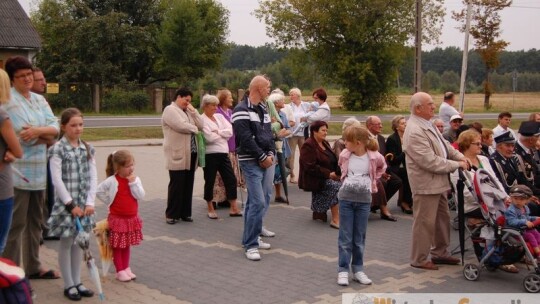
[{"x1": 109, "y1": 175, "x2": 138, "y2": 217}]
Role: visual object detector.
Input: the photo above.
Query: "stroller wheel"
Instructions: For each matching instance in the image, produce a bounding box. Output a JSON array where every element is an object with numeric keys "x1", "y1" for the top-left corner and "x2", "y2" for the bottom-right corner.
[
  {"x1": 523, "y1": 274, "x2": 540, "y2": 293},
  {"x1": 463, "y1": 264, "x2": 480, "y2": 281}
]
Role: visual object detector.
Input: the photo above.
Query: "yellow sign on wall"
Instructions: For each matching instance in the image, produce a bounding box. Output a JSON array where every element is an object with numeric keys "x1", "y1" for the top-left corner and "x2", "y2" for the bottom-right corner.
[{"x1": 47, "y1": 83, "x2": 59, "y2": 94}]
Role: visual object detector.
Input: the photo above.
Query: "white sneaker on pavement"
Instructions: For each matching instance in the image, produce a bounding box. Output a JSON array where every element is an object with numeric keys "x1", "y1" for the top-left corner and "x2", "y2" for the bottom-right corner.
[
  {"x1": 337, "y1": 272, "x2": 349, "y2": 286},
  {"x1": 245, "y1": 248, "x2": 261, "y2": 261},
  {"x1": 353, "y1": 271, "x2": 372, "y2": 285},
  {"x1": 260, "y1": 226, "x2": 275, "y2": 237},
  {"x1": 258, "y1": 236, "x2": 271, "y2": 249}
]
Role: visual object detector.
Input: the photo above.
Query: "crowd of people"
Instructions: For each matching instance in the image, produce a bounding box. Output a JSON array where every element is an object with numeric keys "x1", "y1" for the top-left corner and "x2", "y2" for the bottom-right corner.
[
  {"x1": 2, "y1": 61, "x2": 540, "y2": 297},
  {"x1": 1, "y1": 56, "x2": 146, "y2": 301}
]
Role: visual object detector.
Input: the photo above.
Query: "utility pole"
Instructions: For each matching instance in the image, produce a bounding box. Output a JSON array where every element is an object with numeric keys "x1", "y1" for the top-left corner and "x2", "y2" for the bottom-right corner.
[
  {"x1": 512, "y1": 70, "x2": 517, "y2": 110},
  {"x1": 459, "y1": 1, "x2": 472, "y2": 113},
  {"x1": 414, "y1": 0, "x2": 422, "y2": 92}
]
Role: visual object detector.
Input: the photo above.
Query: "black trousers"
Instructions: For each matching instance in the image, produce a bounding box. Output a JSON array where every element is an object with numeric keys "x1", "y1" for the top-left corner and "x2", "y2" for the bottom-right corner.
[
  {"x1": 203, "y1": 153, "x2": 237, "y2": 202},
  {"x1": 381, "y1": 171, "x2": 402, "y2": 202},
  {"x1": 390, "y1": 167, "x2": 413, "y2": 206},
  {"x1": 166, "y1": 154, "x2": 197, "y2": 219}
]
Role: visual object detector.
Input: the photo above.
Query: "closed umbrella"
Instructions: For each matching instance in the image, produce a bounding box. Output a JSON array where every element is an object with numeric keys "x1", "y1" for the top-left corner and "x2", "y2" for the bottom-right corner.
[{"x1": 75, "y1": 217, "x2": 105, "y2": 301}]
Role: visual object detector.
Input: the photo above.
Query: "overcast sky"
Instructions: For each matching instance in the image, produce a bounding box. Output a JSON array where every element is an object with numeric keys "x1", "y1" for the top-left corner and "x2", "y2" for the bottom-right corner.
[{"x1": 18, "y1": 0, "x2": 540, "y2": 51}]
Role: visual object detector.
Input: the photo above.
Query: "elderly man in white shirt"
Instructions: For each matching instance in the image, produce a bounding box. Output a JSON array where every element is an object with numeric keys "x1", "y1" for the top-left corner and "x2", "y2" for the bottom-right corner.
[{"x1": 282, "y1": 88, "x2": 310, "y2": 183}]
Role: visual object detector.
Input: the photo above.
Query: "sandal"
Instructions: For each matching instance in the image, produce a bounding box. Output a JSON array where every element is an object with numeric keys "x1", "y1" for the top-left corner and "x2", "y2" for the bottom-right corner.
[
  {"x1": 207, "y1": 212, "x2": 218, "y2": 219},
  {"x1": 166, "y1": 218, "x2": 177, "y2": 225},
  {"x1": 499, "y1": 264, "x2": 519, "y2": 273},
  {"x1": 29, "y1": 269, "x2": 60, "y2": 280}
]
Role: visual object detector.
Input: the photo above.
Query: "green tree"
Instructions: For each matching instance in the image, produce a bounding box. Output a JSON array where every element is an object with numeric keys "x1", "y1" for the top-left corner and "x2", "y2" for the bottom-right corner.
[
  {"x1": 32, "y1": 0, "x2": 162, "y2": 85},
  {"x1": 440, "y1": 70, "x2": 460, "y2": 93},
  {"x1": 453, "y1": 0, "x2": 512, "y2": 109},
  {"x1": 155, "y1": 0, "x2": 229, "y2": 83},
  {"x1": 256, "y1": 0, "x2": 444, "y2": 110}
]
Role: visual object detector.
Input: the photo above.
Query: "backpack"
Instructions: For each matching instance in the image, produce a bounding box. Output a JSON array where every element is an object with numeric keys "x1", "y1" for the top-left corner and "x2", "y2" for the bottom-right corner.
[{"x1": 0, "y1": 258, "x2": 33, "y2": 304}]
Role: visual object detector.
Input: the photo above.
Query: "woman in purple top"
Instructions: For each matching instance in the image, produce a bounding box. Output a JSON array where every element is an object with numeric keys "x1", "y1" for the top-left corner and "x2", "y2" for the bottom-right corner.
[{"x1": 213, "y1": 89, "x2": 243, "y2": 206}]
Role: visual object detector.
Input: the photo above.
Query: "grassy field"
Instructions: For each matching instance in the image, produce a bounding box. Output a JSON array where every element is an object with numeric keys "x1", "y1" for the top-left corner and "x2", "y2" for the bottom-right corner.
[
  {"x1": 82, "y1": 92, "x2": 537, "y2": 140},
  {"x1": 82, "y1": 117, "x2": 527, "y2": 141},
  {"x1": 324, "y1": 92, "x2": 540, "y2": 113}
]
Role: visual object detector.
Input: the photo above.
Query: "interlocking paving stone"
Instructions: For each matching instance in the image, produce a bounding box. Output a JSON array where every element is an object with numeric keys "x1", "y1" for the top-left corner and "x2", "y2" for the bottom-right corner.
[{"x1": 29, "y1": 140, "x2": 535, "y2": 303}]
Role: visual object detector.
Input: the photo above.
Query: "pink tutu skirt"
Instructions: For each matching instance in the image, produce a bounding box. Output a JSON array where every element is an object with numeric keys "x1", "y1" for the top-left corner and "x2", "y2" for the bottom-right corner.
[{"x1": 108, "y1": 214, "x2": 143, "y2": 249}]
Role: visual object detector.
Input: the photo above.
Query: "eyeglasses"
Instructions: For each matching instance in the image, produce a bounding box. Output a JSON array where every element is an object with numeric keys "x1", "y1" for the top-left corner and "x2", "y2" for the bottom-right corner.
[{"x1": 14, "y1": 72, "x2": 33, "y2": 79}]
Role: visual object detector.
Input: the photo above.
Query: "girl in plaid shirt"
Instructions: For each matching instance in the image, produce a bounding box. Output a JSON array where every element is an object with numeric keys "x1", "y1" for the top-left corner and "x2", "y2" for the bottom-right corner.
[
  {"x1": 96, "y1": 150, "x2": 145, "y2": 282},
  {"x1": 47, "y1": 108, "x2": 97, "y2": 300}
]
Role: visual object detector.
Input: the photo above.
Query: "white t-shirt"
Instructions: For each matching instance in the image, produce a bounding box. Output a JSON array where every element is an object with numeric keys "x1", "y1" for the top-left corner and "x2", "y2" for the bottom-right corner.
[
  {"x1": 439, "y1": 102, "x2": 459, "y2": 132},
  {"x1": 338, "y1": 153, "x2": 372, "y2": 202}
]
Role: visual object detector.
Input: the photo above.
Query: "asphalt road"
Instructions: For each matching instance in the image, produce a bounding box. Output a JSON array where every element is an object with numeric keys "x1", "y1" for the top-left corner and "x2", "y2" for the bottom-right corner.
[{"x1": 84, "y1": 113, "x2": 530, "y2": 128}]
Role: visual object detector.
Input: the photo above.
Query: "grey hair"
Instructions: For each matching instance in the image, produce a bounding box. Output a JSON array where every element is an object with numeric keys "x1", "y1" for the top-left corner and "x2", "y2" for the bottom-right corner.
[
  {"x1": 268, "y1": 92, "x2": 285, "y2": 104},
  {"x1": 391, "y1": 115, "x2": 405, "y2": 132},
  {"x1": 201, "y1": 94, "x2": 219, "y2": 108},
  {"x1": 271, "y1": 88, "x2": 285, "y2": 96},
  {"x1": 342, "y1": 117, "x2": 361, "y2": 131},
  {"x1": 409, "y1": 92, "x2": 425, "y2": 114},
  {"x1": 432, "y1": 118, "x2": 444, "y2": 125},
  {"x1": 289, "y1": 87, "x2": 301, "y2": 97}
]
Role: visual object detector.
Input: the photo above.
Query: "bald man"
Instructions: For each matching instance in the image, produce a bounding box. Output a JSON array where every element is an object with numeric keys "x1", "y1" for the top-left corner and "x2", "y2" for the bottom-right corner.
[{"x1": 232, "y1": 75, "x2": 276, "y2": 261}]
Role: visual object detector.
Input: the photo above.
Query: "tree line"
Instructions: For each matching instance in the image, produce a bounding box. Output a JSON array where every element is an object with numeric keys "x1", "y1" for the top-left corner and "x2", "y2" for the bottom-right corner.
[
  {"x1": 218, "y1": 45, "x2": 540, "y2": 94},
  {"x1": 32, "y1": 0, "x2": 537, "y2": 112}
]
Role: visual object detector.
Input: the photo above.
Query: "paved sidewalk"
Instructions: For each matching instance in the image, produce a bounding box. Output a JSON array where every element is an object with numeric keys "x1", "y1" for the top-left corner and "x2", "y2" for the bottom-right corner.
[{"x1": 32, "y1": 139, "x2": 533, "y2": 303}]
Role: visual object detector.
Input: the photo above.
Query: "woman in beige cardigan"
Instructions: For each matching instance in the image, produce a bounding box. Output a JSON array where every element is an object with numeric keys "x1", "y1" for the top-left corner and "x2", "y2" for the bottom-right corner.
[{"x1": 162, "y1": 88, "x2": 203, "y2": 224}]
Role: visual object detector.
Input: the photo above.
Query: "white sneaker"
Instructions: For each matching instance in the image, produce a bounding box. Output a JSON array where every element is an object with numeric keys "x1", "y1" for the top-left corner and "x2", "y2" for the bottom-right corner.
[
  {"x1": 353, "y1": 271, "x2": 372, "y2": 285},
  {"x1": 258, "y1": 236, "x2": 271, "y2": 249},
  {"x1": 260, "y1": 226, "x2": 275, "y2": 237},
  {"x1": 245, "y1": 248, "x2": 261, "y2": 261},
  {"x1": 337, "y1": 272, "x2": 349, "y2": 286}
]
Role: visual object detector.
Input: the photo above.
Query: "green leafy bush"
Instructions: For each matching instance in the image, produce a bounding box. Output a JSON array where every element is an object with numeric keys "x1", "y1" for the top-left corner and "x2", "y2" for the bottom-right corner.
[{"x1": 101, "y1": 88, "x2": 151, "y2": 113}]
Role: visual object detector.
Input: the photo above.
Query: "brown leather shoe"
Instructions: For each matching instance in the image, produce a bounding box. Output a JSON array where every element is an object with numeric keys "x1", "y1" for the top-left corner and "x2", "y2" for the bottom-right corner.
[
  {"x1": 431, "y1": 256, "x2": 461, "y2": 265},
  {"x1": 411, "y1": 261, "x2": 439, "y2": 270}
]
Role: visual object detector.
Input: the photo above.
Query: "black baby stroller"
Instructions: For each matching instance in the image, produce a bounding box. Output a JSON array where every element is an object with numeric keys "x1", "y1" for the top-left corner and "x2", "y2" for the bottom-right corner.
[{"x1": 456, "y1": 168, "x2": 540, "y2": 292}]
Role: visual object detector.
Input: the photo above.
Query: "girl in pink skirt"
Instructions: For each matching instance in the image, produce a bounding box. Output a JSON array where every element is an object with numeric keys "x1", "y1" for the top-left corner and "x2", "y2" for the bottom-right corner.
[{"x1": 96, "y1": 150, "x2": 145, "y2": 282}]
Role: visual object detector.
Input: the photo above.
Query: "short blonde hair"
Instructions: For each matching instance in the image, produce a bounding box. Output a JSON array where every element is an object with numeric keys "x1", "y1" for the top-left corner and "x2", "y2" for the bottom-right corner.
[
  {"x1": 457, "y1": 129, "x2": 481, "y2": 152},
  {"x1": 391, "y1": 115, "x2": 405, "y2": 132},
  {"x1": 289, "y1": 87, "x2": 301, "y2": 97},
  {"x1": 216, "y1": 89, "x2": 232, "y2": 107},
  {"x1": 342, "y1": 125, "x2": 379, "y2": 152},
  {"x1": 0, "y1": 69, "x2": 11, "y2": 104}
]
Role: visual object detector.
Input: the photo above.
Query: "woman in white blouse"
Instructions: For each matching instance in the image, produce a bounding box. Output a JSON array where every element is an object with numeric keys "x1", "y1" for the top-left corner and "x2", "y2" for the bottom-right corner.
[{"x1": 201, "y1": 94, "x2": 242, "y2": 219}]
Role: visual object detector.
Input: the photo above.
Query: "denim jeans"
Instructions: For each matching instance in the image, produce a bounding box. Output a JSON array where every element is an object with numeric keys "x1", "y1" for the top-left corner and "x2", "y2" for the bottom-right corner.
[
  {"x1": 240, "y1": 159, "x2": 275, "y2": 250},
  {"x1": 338, "y1": 200, "x2": 370, "y2": 273},
  {"x1": 0, "y1": 197, "x2": 14, "y2": 255}
]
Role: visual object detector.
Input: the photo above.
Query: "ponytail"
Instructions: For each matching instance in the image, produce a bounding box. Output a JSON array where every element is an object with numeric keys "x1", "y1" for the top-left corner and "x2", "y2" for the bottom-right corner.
[
  {"x1": 105, "y1": 153, "x2": 115, "y2": 177},
  {"x1": 105, "y1": 150, "x2": 134, "y2": 177},
  {"x1": 366, "y1": 137, "x2": 379, "y2": 152}
]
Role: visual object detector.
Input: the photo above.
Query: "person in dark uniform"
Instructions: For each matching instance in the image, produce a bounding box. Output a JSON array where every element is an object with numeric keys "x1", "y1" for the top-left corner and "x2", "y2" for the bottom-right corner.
[
  {"x1": 490, "y1": 131, "x2": 540, "y2": 199},
  {"x1": 514, "y1": 121, "x2": 540, "y2": 215}
]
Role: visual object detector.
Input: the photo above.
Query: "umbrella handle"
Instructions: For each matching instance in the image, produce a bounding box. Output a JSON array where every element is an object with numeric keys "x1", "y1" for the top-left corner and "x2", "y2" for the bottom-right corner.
[{"x1": 75, "y1": 217, "x2": 84, "y2": 232}]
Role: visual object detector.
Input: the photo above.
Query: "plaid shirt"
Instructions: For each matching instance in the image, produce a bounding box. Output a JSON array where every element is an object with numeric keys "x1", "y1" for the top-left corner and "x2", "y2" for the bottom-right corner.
[
  {"x1": 47, "y1": 137, "x2": 96, "y2": 237},
  {"x1": 0, "y1": 88, "x2": 58, "y2": 190}
]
